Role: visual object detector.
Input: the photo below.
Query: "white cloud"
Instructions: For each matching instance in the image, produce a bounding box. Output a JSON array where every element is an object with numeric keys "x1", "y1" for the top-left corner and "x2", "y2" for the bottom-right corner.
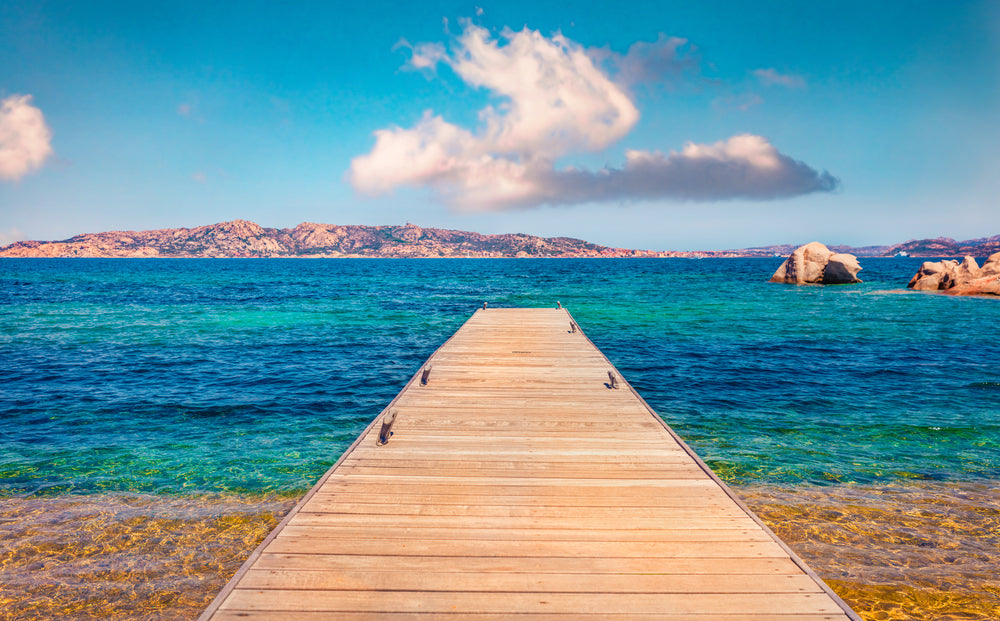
[
  {"x1": 753, "y1": 68, "x2": 806, "y2": 89},
  {"x1": 537, "y1": 135, "x2": 839, "y2": 204},
  {"x1": 350, "y1": 23, "x2": 836, "y2": 209},
  {"x1": 0, "y1": 95, "x2": 54, "y2": 182},
  {"x1": 409, "y1": 41, "x2": 447, "y2": 70}
]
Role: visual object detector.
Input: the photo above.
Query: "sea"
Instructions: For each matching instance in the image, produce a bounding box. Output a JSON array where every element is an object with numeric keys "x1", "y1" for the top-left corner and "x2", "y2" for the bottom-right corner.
[{"x1": 1, "y1": 257, "x2": 997, "y2": 620}]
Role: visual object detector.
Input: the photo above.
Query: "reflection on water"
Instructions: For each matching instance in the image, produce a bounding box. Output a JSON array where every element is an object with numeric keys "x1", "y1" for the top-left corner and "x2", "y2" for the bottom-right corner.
[
  {"x1": 738, "y1": 481, "x2": 1000, "y2": 621},
  {"x1": 0, "y1": 493, "x2": 295, "y2": 620}
]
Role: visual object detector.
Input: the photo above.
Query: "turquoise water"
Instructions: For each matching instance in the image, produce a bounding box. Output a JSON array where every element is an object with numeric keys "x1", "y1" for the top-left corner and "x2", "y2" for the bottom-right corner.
[
  {"x1": 2, "y1": 258, "x2": 999, "y2": 620},
  {"x1": 3, "y1": 258, "x2": 998, "y2": 496}
]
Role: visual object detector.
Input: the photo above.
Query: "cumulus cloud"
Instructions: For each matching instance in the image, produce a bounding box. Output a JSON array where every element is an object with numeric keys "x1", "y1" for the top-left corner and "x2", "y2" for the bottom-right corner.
[
  {"x1": 350, "y1": 23, "x2": 836, "y2": 210},
  {"x1": 534, "y1": 135, "x2": 839, "y2": 205},
  {"x1": 0, "y1": 95, "x2": 54, "y2": 182},
  {"x1": 753, "y1": 68, "x2": 806, "y2": 89}
]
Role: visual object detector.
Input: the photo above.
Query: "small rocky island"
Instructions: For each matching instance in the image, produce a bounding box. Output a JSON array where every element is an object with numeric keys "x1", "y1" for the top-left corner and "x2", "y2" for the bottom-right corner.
[
  {"x1": 908, "y1": 253, "x2": 1000, "y2": 296},
  {"x1": 768, "y1": 242, "x2": 863, "y2": 284}
]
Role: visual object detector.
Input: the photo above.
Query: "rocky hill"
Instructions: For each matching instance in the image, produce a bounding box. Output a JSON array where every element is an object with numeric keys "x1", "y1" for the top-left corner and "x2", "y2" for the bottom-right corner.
[
  {"x1": 734, "y1": 236, "x2": 1000, "y2": 258},
  {"x1": 2, "y1": 220, "x2": 997, "y2": 259},
  {"x1": 881, "y1": 235, "x2": 1000, "y2": 257},
  {"x1": 0, "y1": 220, "x2": 650, "y2": 258}
]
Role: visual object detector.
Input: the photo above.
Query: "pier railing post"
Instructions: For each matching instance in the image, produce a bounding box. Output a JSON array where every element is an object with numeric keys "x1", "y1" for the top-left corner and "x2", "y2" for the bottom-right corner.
[{"x1": 376, "y1": 409, "x2": 397, "y2": 445}]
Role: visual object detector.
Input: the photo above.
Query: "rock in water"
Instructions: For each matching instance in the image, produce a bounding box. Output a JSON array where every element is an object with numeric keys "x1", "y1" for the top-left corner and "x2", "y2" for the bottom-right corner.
[
  {"x1": 908, "y1": 253, "x2": 1000, "y2": 296},
  {"x1": 981, "y1": 253, "x2": 1000, "y2": 278},
  {"x1": 824, "y1": 253, "x2": 863, "y2": 284},
  {"x1": 908, "y1": 259, "x2": 954, "y2": 290},
  {"x1": 769, "y1": 242, "x2": 862, "y2": 284}
]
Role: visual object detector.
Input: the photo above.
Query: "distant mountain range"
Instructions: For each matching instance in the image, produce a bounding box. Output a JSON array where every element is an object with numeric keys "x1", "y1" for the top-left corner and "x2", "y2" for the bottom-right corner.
[
  {"x1": 1, "y1": 220, "x2": 998, "y2": 259},
  {"x1": 744, "y1": 236, "x2": 1000, "y2": 258}
]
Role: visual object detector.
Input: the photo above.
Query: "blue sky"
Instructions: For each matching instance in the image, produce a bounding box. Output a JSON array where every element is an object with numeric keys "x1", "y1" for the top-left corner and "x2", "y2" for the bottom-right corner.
[{"x1": 1, "y1": 0, "x2": 997, "y2": 250}]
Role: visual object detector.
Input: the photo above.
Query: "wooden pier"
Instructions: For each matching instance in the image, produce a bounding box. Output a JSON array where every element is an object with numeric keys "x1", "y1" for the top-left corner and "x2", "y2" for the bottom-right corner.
[{"x1": 201, "y1": 307, "x2": 858, "y2": 620}]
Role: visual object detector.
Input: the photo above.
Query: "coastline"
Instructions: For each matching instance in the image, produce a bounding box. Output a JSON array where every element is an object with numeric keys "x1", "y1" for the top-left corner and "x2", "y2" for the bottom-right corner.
[{"x1": 2, "y1": 220, "x2": 997, "y2": 260}]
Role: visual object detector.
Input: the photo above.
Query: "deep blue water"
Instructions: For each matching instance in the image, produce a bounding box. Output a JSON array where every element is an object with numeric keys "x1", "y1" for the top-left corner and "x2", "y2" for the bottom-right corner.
[{"x1": 2, "y1": 257, "x2": 998, "y2": 497}]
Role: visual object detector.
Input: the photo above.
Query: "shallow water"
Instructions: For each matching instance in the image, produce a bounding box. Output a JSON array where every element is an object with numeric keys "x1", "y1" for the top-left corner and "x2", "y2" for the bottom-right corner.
[
  {"x1": 740, "y1": 482, "x2": 1000, "y2": 620},
  {"x1": 2, "y1": 257, "x2": 998, "y2": 619},
  {"x1": 0, "y1": 493, "x2": 294, "y2": 620}
]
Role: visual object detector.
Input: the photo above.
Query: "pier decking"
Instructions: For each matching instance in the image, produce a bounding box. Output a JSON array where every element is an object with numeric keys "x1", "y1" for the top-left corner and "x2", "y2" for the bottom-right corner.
[{"x1": 201, "y1": 307, "x2": 858, "y2": 620}]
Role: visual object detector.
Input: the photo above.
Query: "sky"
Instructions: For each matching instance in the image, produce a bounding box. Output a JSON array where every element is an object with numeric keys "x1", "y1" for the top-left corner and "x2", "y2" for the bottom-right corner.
[{"x1": 1, "y1": 0, "x2": 998, "y2": 251}]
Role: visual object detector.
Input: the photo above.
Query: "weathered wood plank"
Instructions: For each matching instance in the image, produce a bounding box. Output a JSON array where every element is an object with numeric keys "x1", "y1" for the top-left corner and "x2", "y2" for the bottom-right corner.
[
  {"x1": 288, "y1": 513, "x2": 757, "y2": 530},
  {"x1": 219, "y1": 590, "x2": 846, "y2": 615},
  {"x1": 250, "y1": 553, "x2": 808, "y2": 575},
  {"x1": 237, "y1": 569, "x2": 823, "y2": 593},
  {"x1": 288, "y1": 502, "x2": 748, "y2": 518},
  {"x1": 263, "y1": 537, "x2": 789, "y2": 558},
  {"x1": 303, "y1": 492, "x2": 734, "y2": 507},
  {"x1": 275, "y1": 525, "x2": 773, "y2": 542},
  {"x1": 304, "y1": 482, "x2": 722, "y2": 498},
  {"x1": 210, "y1": 613, "x2": 849, "y2": 621}
]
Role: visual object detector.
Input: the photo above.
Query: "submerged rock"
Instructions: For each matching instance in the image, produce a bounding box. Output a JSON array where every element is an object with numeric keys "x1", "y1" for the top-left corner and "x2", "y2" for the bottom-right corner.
[
  {"x1": 908, "y1": 253, "x2": 1000, "y2": 296},
  {"x1": 769, "y1": 242, "x2": 863, "y2": 284}
]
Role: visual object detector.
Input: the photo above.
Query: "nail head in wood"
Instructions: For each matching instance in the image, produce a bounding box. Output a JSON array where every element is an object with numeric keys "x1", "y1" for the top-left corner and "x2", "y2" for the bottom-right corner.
[{"x1": 377, "y1": 409, "x2": 397, "y2": 445}]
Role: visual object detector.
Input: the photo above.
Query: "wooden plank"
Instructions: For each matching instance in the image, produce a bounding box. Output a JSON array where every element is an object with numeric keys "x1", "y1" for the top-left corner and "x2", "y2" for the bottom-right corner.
[
  {"x1": 303, "y1": 492, "x2": 734, "y2": 507},
  {"x1": 218, "y1": 590, "x2": 846, "y2": 615},
  {"x1": 250, "y1": 553, "x2": 808, "y2": 575},
  {"x1": 211, "y1": 613, "x2": 850, "y2": 621},
  {"x1": 237, "y1": 569, "x2": 823, "y2": 593},
  {"x1": 288, "y1": 502, "x2": 748, "y2": 518},
  {"x1": 304, "y1": 482, "x2": 723, "y2": 498},
  {"x1": 263, "y1": 538, "x2": 789, "y2": 558},
  {"x1": 289, "y1": 513, "x2": 756, "y2": 530},
  {"x1": 340, "y1": 457, "x2": 698, "y2": 468},
  {"x1": 200, "y1": 308, "x2": 857, "y2": 621},
  {"x1": 333, "y1": 466, "x2": 707, "y2": 479},
  {"x1": 275, "y1": 525, "x2": 773, "y2": 542}
]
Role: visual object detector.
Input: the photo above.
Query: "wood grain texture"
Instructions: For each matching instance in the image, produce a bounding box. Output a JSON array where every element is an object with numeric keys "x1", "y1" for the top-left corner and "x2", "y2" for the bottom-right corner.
[{"x1": 200, "y1": 308, "x2": 857, "y2": 620}]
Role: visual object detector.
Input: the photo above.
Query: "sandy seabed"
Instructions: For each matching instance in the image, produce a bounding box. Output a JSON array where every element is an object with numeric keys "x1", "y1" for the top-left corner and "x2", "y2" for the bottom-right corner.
[
  {"x1": 739, "y1": 481, "x2": 1000, "y2": 620},
  {"x1": 0, "y1": 493, "x2": 295, "y2": 621},
  {"x1": 1, "y1": 481, "x2": 997, "y2": 620}
]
